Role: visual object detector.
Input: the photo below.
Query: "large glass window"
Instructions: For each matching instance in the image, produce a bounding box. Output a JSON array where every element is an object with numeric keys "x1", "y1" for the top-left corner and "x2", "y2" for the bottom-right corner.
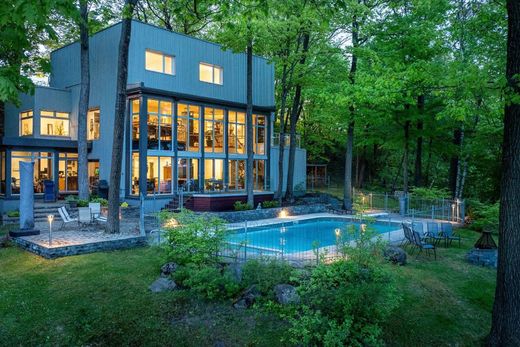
[
  {"x1": 204, "y1": 158, "x2": 224, "y2": 191},
  {"x1": 147, "y1": 99, "x2": 173, "y2": 150},
  {"x1": 177, "y1": 103, "x2": 200, "y2": 152},
  {"x1": 131, "y1": 99, "x2": 140, "y2": 150},
  {"x1": 147, "y1": 156, "x2": 173, "y2": 195},
  {"x1": 228, "y1": 159, "x2": 245, "y2": 191},
  {"x1": 253, "y1": 159, "x2": 265, "y2": 191},
  {"x1": 254, "y1": 114, "x2": 266, "y2": 155},
  {"x1": 228, "y1": 111, "x2": 246, "y2": 154},
  {"x1": 199, "y1": 63, "x2": 223, "y2": 85},
  {"x1": 87, "y1": 108, "x2": 100, "y2": 140},
  {"x1": 178, "y1": 158, "x2": 199, "y2": 192},
  {"x1": 41, "y1": 110, "x2": 70, "y2": 137},
  {"x1": 0, "y1": 152, "x2": 5, "y2": 195},
  {"x1": 58, "y1": 153, "x2": 78, "y2": 192},
  {"x1": 19, "y1": 110, "x2": 33, "y2": 136},
  {"x1": 11, "y1": 152, "x2": 54, "y2": 194},
  {"x1": 204, "y1": 108, "x2": 224, "y2": 153},
  {"x1": 88, "y1": 160, "x2": 99, "y2": 190},
  {"x1": 131, "y1": 153, "x2": 139, "y2": 195},
  {"x1": 145, "y1": 50, "x2": 174, "y2": 75}
]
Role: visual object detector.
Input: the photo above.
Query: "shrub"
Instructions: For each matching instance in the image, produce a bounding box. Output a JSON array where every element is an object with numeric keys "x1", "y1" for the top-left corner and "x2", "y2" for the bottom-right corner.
[
  {"x1": 120, "y1": 201, "x2": 129, "y2": 208},
  {"x1": 6, "y1": 210, "x2": 19, "y2": 218},
  {"x1": 411, "y1": 187, "x2": 450, "y2": 199},
  {"x1": 77, "y1": 199, "x2": 89, "y2": 207},
  {"x1": 261, "y1": 200, "x2": 279, "y2": 208},
  {"x1": 241, "y1": 258, "x2": 294, "y2": 295},
  {"x1": 286, "y1": 228, "x2": 400, "y2": 346},
  {"x1": 234, "y1": 201, "x2": 253, "y2": 211},
  {"x1": 174, "y1": 264, "x2": 241, "y2": 300},
  {"x1": 467, "y1": 200, "x2": 499, "y2": 233},
  {"x1": 64, "y1": 195, "x2": 78, "y2": 202},
  {"x1": 90, "y1": 197, "x2": 108, "y2": 207},
  {"x1": 160, "y1": 209, "x2": 227, "y2": 266}
]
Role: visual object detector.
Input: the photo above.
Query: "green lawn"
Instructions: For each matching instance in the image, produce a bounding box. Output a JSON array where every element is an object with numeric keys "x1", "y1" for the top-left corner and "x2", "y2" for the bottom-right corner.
[{"x1": 0, "y1": 227, "x2": 495, "y2": 346}]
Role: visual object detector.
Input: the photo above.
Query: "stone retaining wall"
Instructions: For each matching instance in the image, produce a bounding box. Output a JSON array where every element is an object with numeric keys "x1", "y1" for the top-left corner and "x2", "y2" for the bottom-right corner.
[
  {"x1": 208, "y1": 204, "x2": 330, "y2": 223},
  {"x1": 13, "y1": 236, "x2": 147, "y2": 259}
]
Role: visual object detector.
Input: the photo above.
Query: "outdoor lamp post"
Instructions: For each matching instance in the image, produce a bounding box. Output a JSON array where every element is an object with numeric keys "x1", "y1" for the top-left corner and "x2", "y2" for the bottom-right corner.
[
  {"x1": 47, "y1": 214, "x2": 54, "y2": 246},
  {"x1": 335, "y1": 228, "x2": 342, "y2": 256}
]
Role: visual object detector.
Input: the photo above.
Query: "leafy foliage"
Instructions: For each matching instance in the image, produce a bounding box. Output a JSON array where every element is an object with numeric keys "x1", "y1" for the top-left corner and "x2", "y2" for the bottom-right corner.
[
  {"x1": 467, "y1": 200, "x2": 499, "y2": 233},
  {"x1": 233, "y1": 201, "x2": 253, "y2": 211},
  {"x1": 241, "y1": 258, "x2": 294, "y2": 295},
  {"x1": 160, "y1": 209, "x2": 227, "y2": 266},
  {"x1": 261, "y1": 200, "x2": 279, "y2": 208},
  {"x1": 173, "y1": 264, "x2": 241, "y2": 300}
]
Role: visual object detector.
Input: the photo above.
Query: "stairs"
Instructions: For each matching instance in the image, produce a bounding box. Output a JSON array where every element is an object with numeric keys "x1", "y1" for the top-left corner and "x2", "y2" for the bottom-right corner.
[
  {"x1": 33, "y1": 202, "x2": 68, "y2": 222},
  {"x1": 163, "y1": 195, "x2": 193, "y2": 212}
]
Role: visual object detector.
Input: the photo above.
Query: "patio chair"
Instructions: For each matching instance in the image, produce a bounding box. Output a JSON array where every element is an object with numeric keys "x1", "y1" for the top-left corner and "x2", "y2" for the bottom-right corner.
[
  {"x1": 412, "y1": 230, "x2": 437, "y2": 260},
  {"x1": 89, "y1": 202, "x2": 101, "y2": 219},
  {"x1": 401, "y1": 223, "x2": 414, "y2": 248},
  {"x1": 78, "y1": 207, "x2": 92, "y2": 228},
  {"x1": 412, "y1": 222, "x2": 426, "y2": 240},
  {"x1": 58, "y1": 206, "x2": 78, "y2": 230},
  {"x1": 441, "y1": 223, "x2": 461, "y2": 247},
  {"x1": 426, "y1": 222, "x2": 443, "y2": 245}
]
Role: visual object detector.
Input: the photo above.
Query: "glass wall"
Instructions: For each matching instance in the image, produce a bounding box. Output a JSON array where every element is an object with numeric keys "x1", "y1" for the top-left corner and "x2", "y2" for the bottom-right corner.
[
  {"x1": 204, "y1": 107, "x2": 225, "y2": 153},
  {"x1": 228, "y1": 111, "x2": 246, "y2": 154},
  {"x1": 254, "y1": 114, "x2": 266, "y2": 155},
  {"x1": 58, "y1": 153, "x2": 78, "y2": 192},
  {"x1": 88, "y1": 161, "x2": 100, "y2": 190},
  {"x1": 146, "y1": 156, "x2": 173, "y2": 194},
  {"x1": 253, "y1": 160, "x2": 265, "y2": 190},
  {"x1": 131, "y1": 99, "x2": 140, "y2": 150},
  {"x1": 178, "y1": 158, "x2": 199, "y2": 192},
  {"x1": 228, "y1": 159, "x2": 245, "y2": 191},
  {"x1": 11, "y1": 152, "x2": 54, "y2": 194},
  {"x1": 87, "y1": 108, "x2": 100, "y2": 140},
  {"x1": 204, "y1": 158, "x2": 224, "y2": 191},
  {"x1": 131, "y1": 153, "x2": 139, "y2": 195},
  {"x1": 19, "y1": 110, "x2": 33, "y2": 136},
  {"x1": 177, "y1": 103, "x2": 200, "y2": 152},
  {"x1": 147, "y1": 99, "x2": 173, "y2": 150}
]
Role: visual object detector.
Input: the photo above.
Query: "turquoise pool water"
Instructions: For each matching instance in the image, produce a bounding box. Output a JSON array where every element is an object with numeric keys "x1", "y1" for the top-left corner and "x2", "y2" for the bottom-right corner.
[{"x1": 227, "y1": 218, "x2": 400, "y2": 254}]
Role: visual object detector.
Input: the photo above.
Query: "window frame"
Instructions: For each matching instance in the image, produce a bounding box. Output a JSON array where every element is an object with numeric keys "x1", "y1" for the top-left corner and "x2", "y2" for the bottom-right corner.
[
  {"x1": 40, "y1": 110, "x2": 70, "y2": 137},
  {"x1": 145, "y1": 49, "x2": 175, "y2": 75},
  {"x1": 19, "y1": 110, "x2": 33, "y2": 136},
  {"x1": 199, "y1": 62, "x2": 223, "y2": 85},
  {"x1": 87, "y1": 107, "x2": 101, "y2": 141},
  {"x1": 147, "y1": 98, "x2": 173, "y2": 151}
]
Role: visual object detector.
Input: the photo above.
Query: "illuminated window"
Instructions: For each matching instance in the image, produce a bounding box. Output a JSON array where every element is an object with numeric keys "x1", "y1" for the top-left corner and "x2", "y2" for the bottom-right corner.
[
  {"x1": 204, "y1": 158, "x2": 224, "y2": 191},
  {"x1": 253, "y1": 160, "x2": 265, "y2": 190},
  {"x1": 199, "y1": 63, "x2": 223, "y2": 85},
  {"x1": 131, "y1": 99, "x2": 140, "y2": 150},
  {"x1": 11, "y1": 152, "x2": 54, "y2": 194},
  {"x1": 228, "y1": 111, "x2": 246, "y2": 154},
  {"x1": 40, "y1": 110, "x2": 69, "y2": 137},
  {"x1": 177, "y1": 103, "x2": 200, "y2": 152},
  {"x1": 87, "y1": 108, "x2": 100, "y2": 140},
  {"x1": 254, "y1": 114, "x2": 266, "y2": 155},
  {"x1": 178, "y1": 158, "x2": 199, "y2": 192},
  {"x1": 229, "y1": 159, "x2": 245, "y2": 191},
  {"x1": 19, "y1": 110, "x2": 33, "y2": 136},
  {"x1": 145, "y1": 50, "x2": 174, "y2": 75},
  {"x1": 146, "y1": 156, "x2": 173, "y2": 194},
  {"x1": 147, "y1": 99, "x2": 173, "y2": 150},
  {"x1": 204, "y1": 107, "x2": 224, "y2": 153}
]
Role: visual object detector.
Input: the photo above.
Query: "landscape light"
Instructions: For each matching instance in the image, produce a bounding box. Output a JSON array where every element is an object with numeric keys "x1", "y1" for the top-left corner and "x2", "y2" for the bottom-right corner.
[
  {"x1": 278, "y1": 210, "x2": 288, "y2": 218},
  {"x1": 335, "y1": 228, "x2": 341, "y2": 237},
  {"x1": 47, "y1": 214, "x2": 54, "y2": 246}
]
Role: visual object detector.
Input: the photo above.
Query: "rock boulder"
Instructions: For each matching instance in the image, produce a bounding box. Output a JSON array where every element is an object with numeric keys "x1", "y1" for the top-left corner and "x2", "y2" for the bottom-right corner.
[
  {"x1": 384, "y1": 246, "x2": 407, "y2": 266},
  {"x1": 149, "y1": 277, "x2": 177, "y2": 293},
  {"x1": 274, "y1": 284, "x2": 300, "y2": 305}
]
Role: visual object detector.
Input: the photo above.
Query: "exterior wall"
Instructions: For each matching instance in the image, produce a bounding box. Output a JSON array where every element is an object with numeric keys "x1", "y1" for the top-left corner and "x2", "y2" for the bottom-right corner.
[{"x1": 269, "y1": 146, "x2": 307, "y2": 195}]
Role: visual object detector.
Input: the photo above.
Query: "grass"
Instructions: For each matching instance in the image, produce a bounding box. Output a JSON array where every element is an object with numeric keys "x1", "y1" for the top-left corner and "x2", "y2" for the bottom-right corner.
[{"x1": 0, "y1": 226, "x2": 495, "y2": 346}]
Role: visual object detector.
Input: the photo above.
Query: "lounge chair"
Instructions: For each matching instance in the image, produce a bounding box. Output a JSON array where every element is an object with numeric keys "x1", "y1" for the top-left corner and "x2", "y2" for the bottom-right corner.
[
  {"x1": 412, "y1": 230, "x2": 437, "y2": 260},
  {"x1": 58, "y1": 206, "x2": 78, "y2": 229},
  {"x1": 426, "y1": 222, "x2": 443, "y2": 245},
  {"x1": 441, "y1": 223, "x2": 461, "y2": 247},
  {"x1": 412, "y1": 222, "x2": 427, "y2": 240},
  {"x1": 78, "y1": 207, "x2": 92, "y2": 228},
  {"x1": 401, "y1": 223, "x2": 414, "y2": 248}
]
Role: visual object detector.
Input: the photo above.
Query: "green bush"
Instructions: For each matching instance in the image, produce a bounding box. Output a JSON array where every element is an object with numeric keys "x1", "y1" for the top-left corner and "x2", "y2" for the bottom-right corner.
[
  {"x1": 120, "y1": 202, "x2": 129, "y2": 208},
  {"x1": 241, "y1": 258, "x2": 294, "y2": 295},
  {"x1": 160, "y1": 209, "x2": 228, "y2": 266},
  {"x1": 468, "y1": 200, "x2": 499, "y2": 233},
  {"x1": 234, "y1": 201, "x2": 253, "y2": 211},
  {"x1": 261, "y1": 200, "x2": 280, "y2": 208},
  {"x1": 411, "y1": 187, "x2": 450, "y2": 199},
  {"x1": 286, "y1": 228, "x2": 400, "y2": 346},
  {"x1": 64, "y1": 195, "x2": 78, "y2": 202},
  {"x1": 90, "y1": 197, "x2": 108, "y2": 207},
  {"x1": 174, "y1": 264, "x2": 241, "y2": 300},
  {"x1": 6, "y1": 210, "x2": 19, "y2": 218},
  {"x1": 77, "y1": 199, "x2": 89, "y2": 207}
]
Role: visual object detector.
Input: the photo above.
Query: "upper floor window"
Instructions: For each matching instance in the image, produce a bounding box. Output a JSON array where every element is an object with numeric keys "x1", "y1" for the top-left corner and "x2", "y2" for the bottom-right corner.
[
  {"x1": 204, "y1": 107, "x2": 224, "y2": 153},
  {"x1": 228, "y1": 111, "x2": 245, "y2": 154},
  {"x1": 253, "y1": 114, "x2": 266, "y2": 155},
  {"x1": 177, "y1": 103, "x2": 200, "y2": 152},
  {"x1": 19, "y1": 110, "x2": 33, "y2": 136},
  {"x1": 41, "y1": 110, "x2": 69, "y2": 137},
  {"x1": 147, "y1": 99, "x2": 173, "y2": 150},
  {"x1": 87, "y1": 108, "x2": 100, "y2": 140},
  {"x1": 199, "y1": 63, "x2": 223, "y2": 85},
  {"x1": 145, "y1": 50, "x2": 174, "y2": 75}
]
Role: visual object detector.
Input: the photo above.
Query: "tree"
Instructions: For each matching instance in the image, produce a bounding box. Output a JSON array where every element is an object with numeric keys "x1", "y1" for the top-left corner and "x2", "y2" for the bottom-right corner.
[
  {"x1": 106, "y1": 0, "x2": 138, "y2": 234},
  {"x1": 488, "y1": 0, "x2": 520, "y2": 344},
  {"x1": 77, "y1": 0, "x2": 90, "y2": 200}
]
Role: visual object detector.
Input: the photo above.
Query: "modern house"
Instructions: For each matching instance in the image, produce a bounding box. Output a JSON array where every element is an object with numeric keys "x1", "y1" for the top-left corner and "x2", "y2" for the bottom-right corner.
[{"x1": 1, "y1": 21, "x2": 306, "y2": 213}]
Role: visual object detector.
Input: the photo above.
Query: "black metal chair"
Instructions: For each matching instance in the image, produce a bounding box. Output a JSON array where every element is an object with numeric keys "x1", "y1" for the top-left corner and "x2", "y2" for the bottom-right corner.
[
  {"x1": 441, "y1": 223, "x2": 461, "y2": 247},
  {"x1": 412, "y1": 230, "x2": 437, "y2": 260}
]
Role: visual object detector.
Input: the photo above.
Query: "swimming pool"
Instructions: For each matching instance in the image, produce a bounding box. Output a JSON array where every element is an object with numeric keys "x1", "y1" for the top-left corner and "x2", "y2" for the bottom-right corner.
[{"x1": 226, "y1": 218, "x2": 400, "y2": 254}]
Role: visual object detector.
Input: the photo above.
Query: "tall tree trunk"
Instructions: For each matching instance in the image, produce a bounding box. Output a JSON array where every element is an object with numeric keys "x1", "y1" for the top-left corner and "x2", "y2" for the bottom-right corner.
[
  {"x1": 454, "y1": 125, "x2": 466, "y2": 199},
  {"x1": 246, "y1": 38, "x2": 254, "y2": 207},
  {"x1": 285, "y1": 31, "x2": 310, "y2": 202},
  {"x1": 78, "y1": 0, "x2": 90, "y2": 200},
  {"x1": 403, "y1": 119, "x2": 410, "y2": 194},
  {"x1": 276, "y1": 74, "x2": 289, "y2": 203},
  {"x1": 424, "y1": 136, "x2": 433, "y2": 186},
  {"x1": 488, "y1": 1, "x2": 520, "y2": 344},
  {"x1": 449, "y1": 127, "x2": 462, "y2": 197},
  {"x1": 343, "y1": 12, "x2": 359, "y2": 210},
  {"x1": 106, "y1": 0, "x2": 137, "y2": 233},
  {"x1": 414, "y1": 95, "x2": 424, "y2": 187}
]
